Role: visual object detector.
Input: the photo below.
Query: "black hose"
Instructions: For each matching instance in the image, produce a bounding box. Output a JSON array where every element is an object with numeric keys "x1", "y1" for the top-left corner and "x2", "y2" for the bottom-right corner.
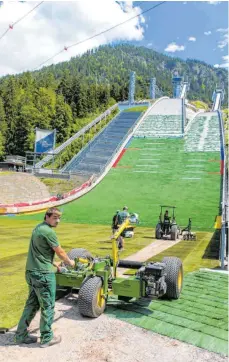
[{"x1": 118, "y1": 260, "x2": 144, "y2": 269}]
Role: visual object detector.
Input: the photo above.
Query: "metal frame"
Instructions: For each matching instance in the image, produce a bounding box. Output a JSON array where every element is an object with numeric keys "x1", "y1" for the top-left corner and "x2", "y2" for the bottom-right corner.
[
  {"x1": 150, "y1": 78, "x2": 156, "y2": 100},
  {"x1": 128, "y1": 71, "x2": 136, "y2": 104}
]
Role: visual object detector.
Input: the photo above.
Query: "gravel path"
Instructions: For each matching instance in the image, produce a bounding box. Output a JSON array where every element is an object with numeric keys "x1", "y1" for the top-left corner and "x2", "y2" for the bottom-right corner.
[{"x1": 0, "y1": 294, "x2": 227, "y2": 362}]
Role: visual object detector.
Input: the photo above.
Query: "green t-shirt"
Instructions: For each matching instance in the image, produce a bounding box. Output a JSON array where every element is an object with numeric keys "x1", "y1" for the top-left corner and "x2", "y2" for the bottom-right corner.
[{"x1": 26, "y1": 222, "x2": 60, "y2": 272}]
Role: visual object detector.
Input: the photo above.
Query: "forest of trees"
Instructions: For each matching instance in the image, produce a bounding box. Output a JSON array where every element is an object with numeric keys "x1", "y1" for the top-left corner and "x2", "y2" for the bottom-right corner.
[{"x1": 0, "y1": 44, "x2": 227, "y2": 160}]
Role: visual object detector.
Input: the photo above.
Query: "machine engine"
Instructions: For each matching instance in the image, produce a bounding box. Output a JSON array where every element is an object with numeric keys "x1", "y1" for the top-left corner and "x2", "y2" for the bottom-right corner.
[{"x1": 136, "y1": 262, "x2": 167, "y2": 298}]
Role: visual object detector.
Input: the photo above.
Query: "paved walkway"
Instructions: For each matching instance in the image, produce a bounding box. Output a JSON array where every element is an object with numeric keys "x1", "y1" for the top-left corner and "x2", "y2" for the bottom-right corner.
[{"x1": 118, "y1": 237, "x2": 182, "y2": 276}]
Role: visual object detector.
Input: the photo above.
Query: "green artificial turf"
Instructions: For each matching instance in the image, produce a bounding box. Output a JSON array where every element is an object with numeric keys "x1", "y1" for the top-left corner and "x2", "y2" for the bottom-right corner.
[
  {"x1": 15, "y1": 138, "x2": 221, "y2": 231},
  {"x1": 106, "y1": 270, "x2": 228, "y2": 356}
]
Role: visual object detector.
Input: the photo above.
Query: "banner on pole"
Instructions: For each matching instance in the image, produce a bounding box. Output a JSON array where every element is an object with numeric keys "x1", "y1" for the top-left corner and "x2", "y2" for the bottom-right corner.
[{"x1": 35, "y1": 128, "x2": 56, "y2": 154}]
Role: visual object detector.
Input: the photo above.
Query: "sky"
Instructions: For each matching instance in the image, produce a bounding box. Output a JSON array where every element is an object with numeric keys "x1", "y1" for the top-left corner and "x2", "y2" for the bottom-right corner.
[{"x1": 0, "y1": 0, "x2": 228, "y2": 77}]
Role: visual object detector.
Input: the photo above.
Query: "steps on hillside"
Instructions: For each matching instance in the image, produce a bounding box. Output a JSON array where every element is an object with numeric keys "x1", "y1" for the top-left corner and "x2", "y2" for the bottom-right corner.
[
  {"x1": 0, "y1": 173, "x2": 50, "y2": 204},
  {"x1": 63, "y1": 111, "x2": 142, "y2": 175}
]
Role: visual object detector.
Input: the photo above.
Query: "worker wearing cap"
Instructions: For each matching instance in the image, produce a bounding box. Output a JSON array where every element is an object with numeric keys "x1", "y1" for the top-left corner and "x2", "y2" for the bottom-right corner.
[
  {"x1": 14, "y1": 207, "x2": 75, "y2": 348},
  {"x1": 117, "y1": 206, "x2": 130, "y2": 224},
  {"x1": 117, "y1": 207, "x2": 130, "y2": 250}
]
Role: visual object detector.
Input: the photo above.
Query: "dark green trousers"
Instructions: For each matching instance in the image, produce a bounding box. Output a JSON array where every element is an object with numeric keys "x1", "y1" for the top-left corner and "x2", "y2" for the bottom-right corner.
[{"x1": 15, "y1": 270, "x2": 56, "y2": 344}]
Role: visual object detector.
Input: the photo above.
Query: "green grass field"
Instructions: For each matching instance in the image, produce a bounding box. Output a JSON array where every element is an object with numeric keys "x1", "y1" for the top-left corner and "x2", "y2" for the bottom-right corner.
[
  {"x1": 0, "y1": 218, "x2": 154, "y2": 329},
  {"x1": 16, "y1": 138, "x2": 221, "y2": 230},
  {"x1": 0, "y1": 218, "x2": 220, "y2": 329}
]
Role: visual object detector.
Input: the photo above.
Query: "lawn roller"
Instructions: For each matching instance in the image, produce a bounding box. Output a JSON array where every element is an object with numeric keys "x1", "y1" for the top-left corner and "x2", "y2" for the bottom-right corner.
[
  {"x1": 56, "y1": 217, "x2": 183, "y2": 318},
  {"x1": 181, "y1": 218, "x2": 197, "y2": 241},
  {"x1": 155, "y1": 205, "x2": 180, "y2": 241}
]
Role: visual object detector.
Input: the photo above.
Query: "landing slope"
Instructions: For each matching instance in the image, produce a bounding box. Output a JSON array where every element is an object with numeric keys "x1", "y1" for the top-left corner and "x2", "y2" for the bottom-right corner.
[{"x1": 18, "y1": 137, "x2": 221, "y2": 230}]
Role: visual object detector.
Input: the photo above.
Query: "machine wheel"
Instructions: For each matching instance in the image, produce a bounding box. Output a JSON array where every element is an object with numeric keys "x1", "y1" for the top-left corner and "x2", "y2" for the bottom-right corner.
[
  {"x1": 78, "y1": 276, "x2": 106, "y2": 318},
  {"x1": 162, "y1": 257, "x2": 183, "y2": 299},
  {"x1": 155, "y1": 224, "x2": 161, "y2": 239},
  {"x1": 67, "y1": 248, "x2": 93, "y2": 260},
  {"x1": 170, "y1": 225, "x2": 178, "y2": 241}
]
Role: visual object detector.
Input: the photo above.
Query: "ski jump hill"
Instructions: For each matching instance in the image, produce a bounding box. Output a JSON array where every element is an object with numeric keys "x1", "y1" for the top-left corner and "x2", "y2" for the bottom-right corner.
[{"x1": 6, "y1": 95, "x2": 225, "y2": 233}]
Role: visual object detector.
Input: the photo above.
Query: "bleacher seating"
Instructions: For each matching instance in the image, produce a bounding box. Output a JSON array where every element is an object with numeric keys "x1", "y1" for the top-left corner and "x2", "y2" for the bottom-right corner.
[
  {"x1": 185, "y1": 113, "x2": 220, "y2": 152},
  {"x1": 62, "y1": 111, "x2": 142, "y2": 175}
]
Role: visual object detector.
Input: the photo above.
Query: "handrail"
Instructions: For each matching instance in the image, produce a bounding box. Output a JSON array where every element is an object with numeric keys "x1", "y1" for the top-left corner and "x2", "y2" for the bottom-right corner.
[
  {"x1": 212, "y1": 92, "x2": 222, "y2": 111},
  {"x1": 217, "y1": 110, "x2": 227, "y2": 269}
]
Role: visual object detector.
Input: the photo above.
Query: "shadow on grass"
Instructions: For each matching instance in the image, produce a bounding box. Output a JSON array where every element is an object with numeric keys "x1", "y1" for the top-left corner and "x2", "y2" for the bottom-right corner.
[
  {"x1": 97, "y1": 240, "x2": 112, "y2": 244},
  {"x1": 203, "y1": 229, "x2": 220, "y2": 260}
]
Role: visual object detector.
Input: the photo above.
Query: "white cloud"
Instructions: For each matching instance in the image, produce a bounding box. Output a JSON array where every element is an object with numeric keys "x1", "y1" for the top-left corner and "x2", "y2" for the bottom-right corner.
[
  {"x1": 147, "y1": 42, "x2": 152, "y2": 47},
  {"x1": 164, "y1": 42, "x2": 185, "y2": 52},
  {"x1": 214, "y1": 55, "x2": 229, "y2": 68},
  {"x1": 216, "y1": 28, "x2": 228, "y2": 49},
  {"x1": 218, "y1": 33, "x2": 228, "y2": 49},
  {"x1": 215, "y1": 62, "x2": 229, "y2": 68},
  {"x1": 216, "y1": 28, "x2": 228, "y2": 32},
  {"x1": 0, "y1": 1, "x2": 145, "y2": 76},
  {"x1": 208, "y1": 1, "x2": 221, "y2": 4},
  {"x1": 204, "y1": 31, "x2": 212, "y2": 35},
  {"x1": 188, "y1": 36, "x2": 196, "y2": 42},
  {"x1": 222, "y1": 55, "x2": 229, "y2": 62}
]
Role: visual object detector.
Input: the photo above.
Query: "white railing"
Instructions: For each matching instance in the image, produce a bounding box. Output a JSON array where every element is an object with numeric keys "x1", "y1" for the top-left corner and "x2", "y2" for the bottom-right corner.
[
  {"x1": 180, "y1": 83, "x2": 187, "y2": 99},
  {"x1": 217, "y1": 110, "x2": 227, "y2": 269},
  {"x1": 212, "y1": 93, "x2": 222, "y2": 111}
]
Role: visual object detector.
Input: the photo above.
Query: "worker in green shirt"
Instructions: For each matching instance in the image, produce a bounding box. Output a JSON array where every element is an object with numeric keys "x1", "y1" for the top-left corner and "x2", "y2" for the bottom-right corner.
[
  {"x1": 14, "y1": 207, "x2": 75, "y2": 348},
  {"x1": 117, "y1": 206, "x2": 130, "y2": 250}
]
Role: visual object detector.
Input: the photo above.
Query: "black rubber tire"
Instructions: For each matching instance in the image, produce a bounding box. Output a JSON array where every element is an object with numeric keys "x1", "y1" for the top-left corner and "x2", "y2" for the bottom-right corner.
[
  {"x1": 162, "y1": 257, "x2": 183, "y2": 299},
  {"x1": 78, "y1": 276, "x2": 106, "y2": 318},
  {"x1": 170, "y1": 231, "x2": 177, "y2": 241},
  {"x1": 67, "y1": 248, "x2": 93, "y2": 260},
  {"x1": 155, "y1": 230, "x2": 161, "y2": 239},
  {"x1": 155, "y1": 224, "x2": 161, "y2": 239}
]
